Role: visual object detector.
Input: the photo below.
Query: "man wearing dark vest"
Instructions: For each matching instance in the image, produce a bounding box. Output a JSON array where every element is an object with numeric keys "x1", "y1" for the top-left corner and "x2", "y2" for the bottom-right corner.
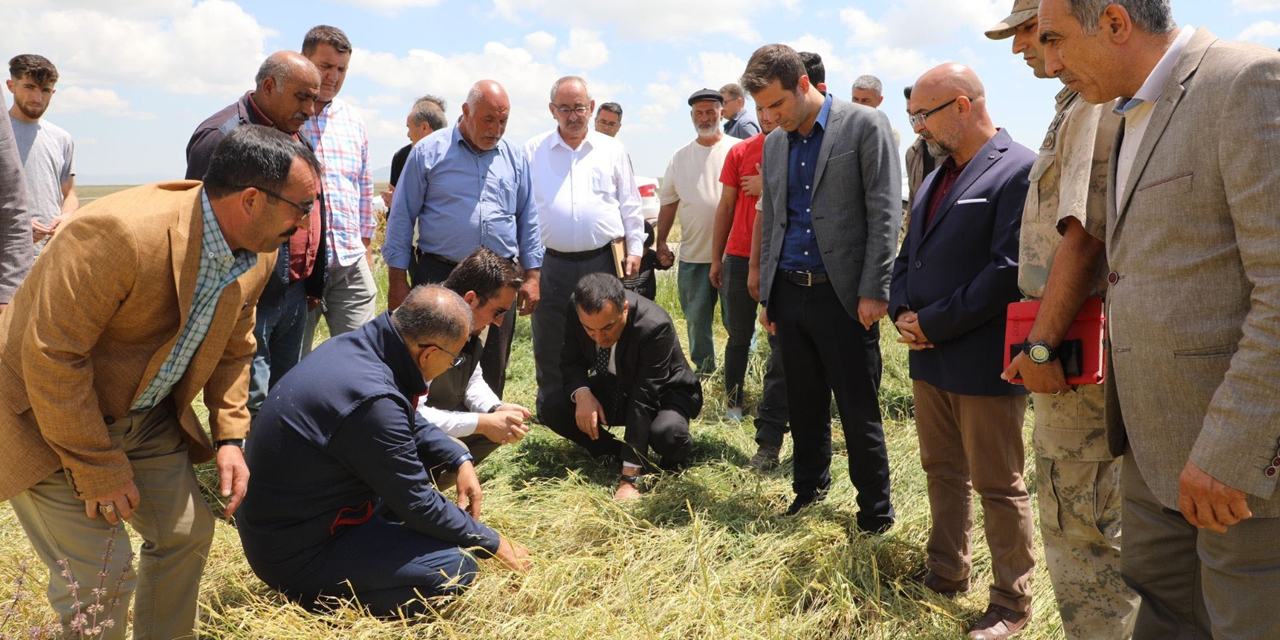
[{"x1": 417, "y1": 248, "x2": 532, "y2": 489}]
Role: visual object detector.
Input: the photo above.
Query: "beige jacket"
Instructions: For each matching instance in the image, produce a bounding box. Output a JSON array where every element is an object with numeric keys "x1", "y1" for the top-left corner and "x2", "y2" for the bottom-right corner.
[{"x1": 0, "y1": 181, "x2": 275, "y2": 501}]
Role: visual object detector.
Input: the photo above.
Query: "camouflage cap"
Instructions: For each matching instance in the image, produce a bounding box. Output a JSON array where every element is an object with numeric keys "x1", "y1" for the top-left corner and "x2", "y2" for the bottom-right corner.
[{"x1": 985, "y1": 0, "x2": 1038, "y2": 40}]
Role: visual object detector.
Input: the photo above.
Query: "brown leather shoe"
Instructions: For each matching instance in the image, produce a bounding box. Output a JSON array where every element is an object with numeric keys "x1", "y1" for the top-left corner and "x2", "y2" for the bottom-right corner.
[
  {"x1": 920, "y1": 570, "x2": 970, "y2": 597},
  {"x1": 967, "y1": 604, "x2": 1029, "y2": 640}
]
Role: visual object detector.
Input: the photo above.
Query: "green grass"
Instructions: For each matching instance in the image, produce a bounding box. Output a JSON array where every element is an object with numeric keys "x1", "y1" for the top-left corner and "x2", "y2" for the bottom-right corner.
[{"x1": 0, "y1": 262, "x2": 1065, "y2": 639}]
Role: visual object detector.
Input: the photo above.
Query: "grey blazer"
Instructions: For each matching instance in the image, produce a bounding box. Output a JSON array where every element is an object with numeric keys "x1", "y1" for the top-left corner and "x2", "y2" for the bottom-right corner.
[
  {"x1": 1104, "y1": 29, "x2": 1280, "y2": 515},
  {"x1": 759, "y1": 97, "x2": 902, "y2": 318}
]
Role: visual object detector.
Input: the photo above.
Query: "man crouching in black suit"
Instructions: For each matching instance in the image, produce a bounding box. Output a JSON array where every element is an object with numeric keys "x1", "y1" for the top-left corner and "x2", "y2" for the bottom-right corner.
[{"x1": 540, "y1": 273, "x2": 702, "y2": 500}]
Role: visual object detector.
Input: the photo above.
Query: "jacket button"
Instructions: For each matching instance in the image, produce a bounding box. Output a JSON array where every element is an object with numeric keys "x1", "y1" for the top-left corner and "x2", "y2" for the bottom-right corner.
[
  {"x1": 104, "y1": 415, "x2": 115, "y2": 425},
  {"x1": 1267, "y1": 466, "x2": 1277, "y2": 478},
  {"x1": 1272, "y1": 456, "x2": 1280, "y2": 467},
  {"x1": 1107, "y1": 271, "x2": 1120, "y2": 284},
  {"x1": 914, "y1": 260, "x2": 922, "y2": 269}
]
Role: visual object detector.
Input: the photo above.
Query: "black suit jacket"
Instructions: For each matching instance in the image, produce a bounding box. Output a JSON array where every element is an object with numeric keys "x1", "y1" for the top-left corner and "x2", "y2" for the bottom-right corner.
[
  {"x1": 560, "y1": 291, "x2": 702, "y2": 425},
  {"x1": 889, "y1": 129, "x2": 1034, "y2": 396}
]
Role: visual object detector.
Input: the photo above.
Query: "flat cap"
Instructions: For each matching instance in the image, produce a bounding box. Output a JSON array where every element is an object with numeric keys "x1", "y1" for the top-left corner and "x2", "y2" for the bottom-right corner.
[
  {"x1": 688, "y1": 88, "x2": 724, "y2": 106},
  {"x1": 985, "y1": 0, "x2": 1038, "y2": 40}
]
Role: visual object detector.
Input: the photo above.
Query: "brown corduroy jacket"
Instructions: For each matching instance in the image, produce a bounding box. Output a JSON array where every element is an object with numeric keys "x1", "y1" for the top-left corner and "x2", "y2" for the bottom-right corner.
[{"x1": 0, "y1": 181, "x2": 275, "y2": 502}]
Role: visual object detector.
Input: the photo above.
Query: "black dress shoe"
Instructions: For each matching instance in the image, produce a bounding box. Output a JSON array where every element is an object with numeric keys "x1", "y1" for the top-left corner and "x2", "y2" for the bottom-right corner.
[
  {"x1": 784, "y1": 490, "x2": 827, "y2": 516},
  {"x1": 856, "y1": 515, "x2": 895, "y2": 535}
]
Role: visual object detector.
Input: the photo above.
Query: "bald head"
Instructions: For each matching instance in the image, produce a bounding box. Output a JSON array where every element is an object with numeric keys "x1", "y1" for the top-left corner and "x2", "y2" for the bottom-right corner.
[
  {"x1": 461, "y1": 80, "x2": 510, "y2": 151},
  {"x1": 253, "y1": 51, "x2": 321, "y2": 134},
  {"x1": 908, "y1": 63, "x2": 997, "y2": 164},
  {"x1": 393, "y1": 284, "x2": 472, "y2": 346}
]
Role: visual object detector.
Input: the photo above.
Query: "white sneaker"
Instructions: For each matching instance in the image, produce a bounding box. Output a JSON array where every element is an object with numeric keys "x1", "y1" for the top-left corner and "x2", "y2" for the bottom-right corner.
[{"x1": 726, "y1": 407, "x2": 744, "y2": 421}]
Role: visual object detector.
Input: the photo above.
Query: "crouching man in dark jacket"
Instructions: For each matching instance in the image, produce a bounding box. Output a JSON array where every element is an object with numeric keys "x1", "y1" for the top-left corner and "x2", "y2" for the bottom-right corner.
[
  {"x1": 237, "y1": 285, "x2": 529, "y2": 616},
  {"x1": 541, "y1": 273, "x2": 702, "y2": 501}
]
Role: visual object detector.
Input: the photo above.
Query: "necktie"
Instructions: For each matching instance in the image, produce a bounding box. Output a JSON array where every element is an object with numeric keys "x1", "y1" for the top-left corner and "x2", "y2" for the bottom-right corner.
[{"x1": 595, "y1": 346, "x2": 611, "y2": 376}]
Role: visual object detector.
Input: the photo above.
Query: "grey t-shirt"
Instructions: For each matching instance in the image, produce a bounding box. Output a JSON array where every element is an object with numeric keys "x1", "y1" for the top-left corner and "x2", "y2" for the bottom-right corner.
[{"x1": 10, "y1": 116, "x2": 74, "y2": 231}]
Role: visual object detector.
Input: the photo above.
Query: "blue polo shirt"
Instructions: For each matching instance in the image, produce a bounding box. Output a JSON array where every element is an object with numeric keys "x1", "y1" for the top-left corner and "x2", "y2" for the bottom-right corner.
[{"x1": 778, "y1": 93, "x2": 832, "y2": 273}]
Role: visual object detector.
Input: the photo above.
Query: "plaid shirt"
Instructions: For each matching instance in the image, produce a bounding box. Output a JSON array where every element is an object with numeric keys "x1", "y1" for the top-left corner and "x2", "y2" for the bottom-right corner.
[
  {"x1": 132, "y1": 192, "x2": 256, "y2": 411},
  {"x1": 301, "y1": 98, "x2": 375, "y2": 267}
]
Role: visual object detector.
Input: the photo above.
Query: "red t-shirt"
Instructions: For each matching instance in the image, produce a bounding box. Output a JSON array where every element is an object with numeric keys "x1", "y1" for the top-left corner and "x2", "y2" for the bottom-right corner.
[{"x1": 718, "y1": 133, "x2": 765, "y2": 258}]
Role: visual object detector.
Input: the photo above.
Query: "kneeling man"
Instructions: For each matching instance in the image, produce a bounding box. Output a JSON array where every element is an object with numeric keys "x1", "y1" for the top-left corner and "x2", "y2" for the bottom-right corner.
[
  {"x1": 418, "y1": 248, "x2": 533, "y2": 489},
  {"x1": 541, "y1": 273, "x2": 701, "y2": 500},
  {"x1": 237, "y1": 285, "x2": 528, "y2": 616}
]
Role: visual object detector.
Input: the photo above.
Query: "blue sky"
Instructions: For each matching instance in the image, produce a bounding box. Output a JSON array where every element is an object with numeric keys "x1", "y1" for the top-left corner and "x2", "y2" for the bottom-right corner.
[{"x1": 3, "y1": 0, "x2": 1276, "y2": 185}]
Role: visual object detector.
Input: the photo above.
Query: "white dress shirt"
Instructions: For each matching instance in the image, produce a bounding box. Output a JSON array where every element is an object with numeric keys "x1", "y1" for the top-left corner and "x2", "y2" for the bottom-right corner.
[
  {"x1": 1115, "y1": 25, "x2": 1195, "y2": 212},
  {"x1": 524, "y1": 129, "x2": 646, "y2": 256},
  {"x1": 415, "y1": 362, "x2": 502, "y2": 438}
]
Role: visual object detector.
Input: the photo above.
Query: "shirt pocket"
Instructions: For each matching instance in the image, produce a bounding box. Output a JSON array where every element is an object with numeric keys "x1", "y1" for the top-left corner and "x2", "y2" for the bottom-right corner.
[{"x1": 1026, "y1": 150, "x2": 1057, "y2": 223}]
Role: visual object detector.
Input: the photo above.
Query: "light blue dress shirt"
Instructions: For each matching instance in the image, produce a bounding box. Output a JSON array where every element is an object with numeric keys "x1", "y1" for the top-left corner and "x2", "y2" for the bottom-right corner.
[{"x1": 383, "y1": 125, "x2": 543, "y2": 271}]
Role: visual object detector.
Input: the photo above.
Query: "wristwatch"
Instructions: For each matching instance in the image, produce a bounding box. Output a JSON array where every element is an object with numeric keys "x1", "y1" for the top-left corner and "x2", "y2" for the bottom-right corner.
[
  {"x1": 1024, "y1": 341, "x2": 1059, "y2": 365},
  {"x1": 214, "y1": 438, "x2": 246, "y2": 450}
]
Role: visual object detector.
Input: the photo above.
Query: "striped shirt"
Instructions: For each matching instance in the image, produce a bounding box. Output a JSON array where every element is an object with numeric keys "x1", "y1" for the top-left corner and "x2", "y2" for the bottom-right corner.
[
  {"x1": 300, "y1": 98, "x2": 375, "y2": 267},
  {"x1": 132, "y1": 191, "x2": 256, "y2": 411}
]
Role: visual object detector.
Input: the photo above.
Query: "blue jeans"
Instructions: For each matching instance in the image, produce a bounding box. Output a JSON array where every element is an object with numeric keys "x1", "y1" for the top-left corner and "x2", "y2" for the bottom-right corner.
[
  {"x1": 676, "y1": 260, "x2": 725, "y2": 374},
  {"x1": 248, "y1": 268, "x2": 309, "y2": 415}
]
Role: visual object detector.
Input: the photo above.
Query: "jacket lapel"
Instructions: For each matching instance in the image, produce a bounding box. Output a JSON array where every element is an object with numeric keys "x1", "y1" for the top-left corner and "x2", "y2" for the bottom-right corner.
[
  {"x1": 1115, "y1": 29, "x2": 1212, "y2": 222},
  {"x1": 921, "y1": 131, "x2": 1007, "y2": 243},
  {"x1": 133, "y1": 191, "x2": 203, "y2": 405},
  {"x1": 811, "y1": 100, "x2": 846, "y2": 194}
]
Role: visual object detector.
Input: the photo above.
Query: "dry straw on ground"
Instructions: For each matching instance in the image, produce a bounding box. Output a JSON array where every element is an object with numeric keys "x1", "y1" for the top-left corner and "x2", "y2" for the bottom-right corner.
[{"x1": 0, "y1": 264, "x2": 1066, "y2": 639}]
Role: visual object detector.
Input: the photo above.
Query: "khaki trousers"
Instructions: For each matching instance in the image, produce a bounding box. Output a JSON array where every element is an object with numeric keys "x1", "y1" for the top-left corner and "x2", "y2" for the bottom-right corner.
[
  {"x1": 9, "y1": 400, "x2": 214, "y2": 640},
  {"x1": 913, "y1": 380, "x2": 1035, "y2": 613}
]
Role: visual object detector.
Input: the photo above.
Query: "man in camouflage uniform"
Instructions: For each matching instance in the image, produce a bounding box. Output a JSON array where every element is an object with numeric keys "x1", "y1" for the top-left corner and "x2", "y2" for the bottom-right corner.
[{"x1": 987, "y1": 2, "x2": 1138, "y2": 638}]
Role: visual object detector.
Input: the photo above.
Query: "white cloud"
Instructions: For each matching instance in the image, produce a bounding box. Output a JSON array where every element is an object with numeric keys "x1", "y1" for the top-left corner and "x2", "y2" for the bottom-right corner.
[
  {"x1": 524, "y1": 31, "x2": 557, "y2": 57},
  {"x1": 0, "y1": 0, "x2": 273, "y2": 97},
  {"x1": 840, "y1": 8, "x2": 888, "y2": 45},
  {"x1": 352, "y1": 41, "x2": 565, "y2": 141},
  {"x1": 1239, "y1": 20, "x2": 1280, "y2": 42},
  {"x1": 870, "y1": 0, "x2": 1006, "y2": 48},
  {"x1": 1233, "y1": 0, "x2": 1280, "y2": 11},
  {"x1": 490, "y1": 0, "x2": 798, "y2": 42},
  {"x1": 557, "y1": 29, "x2": 609, "y2": 70},
  {"x1": 694, "y1": 52, "x2": 747, "y2": 91},
  {"x1": 849, "y1": 47, "x2": 943, "y2": 85},
  {"x1": 327, "y1": 0, "x2": 442, "y2": 12},
  {"x1": 52, "y1": 86, "x2": 157, "y2": 120}
]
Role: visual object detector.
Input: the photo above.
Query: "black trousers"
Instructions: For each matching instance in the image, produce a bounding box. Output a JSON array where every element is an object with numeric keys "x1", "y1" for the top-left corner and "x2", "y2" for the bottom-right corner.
[
  {"x1": 769, "y1": 277, "x2": 894, "y2": 530},
  {"x1": 411, "y1": 252, "x2": 516, "y2": 398},
  {"x1": 540, "y1": 379, "x2": 692, "y2": 468}
]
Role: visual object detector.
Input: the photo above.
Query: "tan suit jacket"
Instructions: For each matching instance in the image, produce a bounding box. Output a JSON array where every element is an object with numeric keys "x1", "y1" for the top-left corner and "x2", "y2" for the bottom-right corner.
[
  {"x1": 1105, "y1": 29, "x2": 1280, "y2": 515},
  {"x1": 0, "y1": 181, "x2": 275, "y2": 502}
]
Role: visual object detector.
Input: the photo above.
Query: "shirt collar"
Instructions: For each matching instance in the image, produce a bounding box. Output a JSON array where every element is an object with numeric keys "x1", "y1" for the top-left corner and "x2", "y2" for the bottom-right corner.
[
  {"x1": 1117, "y1": 25, "x2": 1194, "y2": 113},
  {"x1": 551, "y1": 127, "x2": 595, "y2": 152},
  {"x1": 199, "y1": 190, "x2": 239, "y2": 263},
  {"x1": 246, "y1": 92, "x2": 275, "y2": 128},
  {"x1": 790, "y1": 92, "x2": 833, "y2": 141},
  {"x1": 452, "y1": 123, "x2": 498, "y2": 156}
]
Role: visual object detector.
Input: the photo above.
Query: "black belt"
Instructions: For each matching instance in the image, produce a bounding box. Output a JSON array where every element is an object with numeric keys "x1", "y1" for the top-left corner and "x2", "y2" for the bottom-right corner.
[
  {"x1": 414, "y1": 249, "x2": 458, "y2": 268},
  {"x1": 546, "y1": 244, "x2": 612, "y2": 262},
  {"x1": 780, "y1": 270, "x2": 830, "y2": 286}
]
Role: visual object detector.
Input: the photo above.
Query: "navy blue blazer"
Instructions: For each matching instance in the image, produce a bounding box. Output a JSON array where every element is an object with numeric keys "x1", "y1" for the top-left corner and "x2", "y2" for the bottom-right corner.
[
  {"x1": 888, "y1": 129, "x2": 1034, "y2": 396},
  {"x1": 237, "y1": 312, "x2": 500, "y2": 586}
]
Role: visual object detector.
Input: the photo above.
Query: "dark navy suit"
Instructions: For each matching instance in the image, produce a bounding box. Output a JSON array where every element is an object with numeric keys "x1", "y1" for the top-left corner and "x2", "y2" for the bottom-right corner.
[
  {"x1": 237, "y1": 312, "x2": 500, "y2": 615},
  {"x1": 889, "y1": 128, "x2": 1032, "y2": 397},
  {"x1": 888, "y1": 128, "x2": 1038, "y2": 614}
]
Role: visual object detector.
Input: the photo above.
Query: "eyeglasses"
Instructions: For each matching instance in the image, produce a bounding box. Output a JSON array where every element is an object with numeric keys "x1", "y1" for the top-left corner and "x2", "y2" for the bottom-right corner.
[
  {"x1": 419, "y1": 343, "x2": 467, "y2": 368},
  {"x1": 236, "y1": 185, "x2": 314, "y2": 218},
  {"x1": 555, "y1": 106, "x2": 591, "y2": 117},
  {"x1": 595, "y1": 119, "x2": 620, "y2": 129},
  {"x1": 908, "y1": 97, "x2": 963, "y2": 129},
  {"x1": 478, "y1": 295, "x2": 510, "y2": 321}
]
